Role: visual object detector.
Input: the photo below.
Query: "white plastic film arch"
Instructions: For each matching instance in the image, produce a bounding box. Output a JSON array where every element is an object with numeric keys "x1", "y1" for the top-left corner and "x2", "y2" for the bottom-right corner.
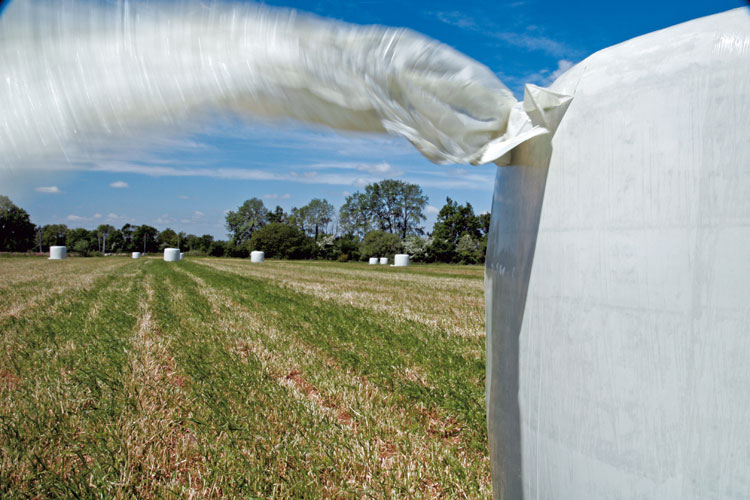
[
  {"x1": 485, "y1": 8, "x2": 750, "y2": 499},
  {"x1": 0, "y1": 0, "x2": 546, "y2": 179}
]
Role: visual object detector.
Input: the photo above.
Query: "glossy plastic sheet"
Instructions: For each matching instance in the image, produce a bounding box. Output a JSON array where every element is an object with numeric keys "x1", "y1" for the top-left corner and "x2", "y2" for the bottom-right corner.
[
  {"x1": 0, "y1": 0, "x2": 544, "y2": 177},
  {"x1": 485, "y1": 8, "x2": 750, "y2": 499}
]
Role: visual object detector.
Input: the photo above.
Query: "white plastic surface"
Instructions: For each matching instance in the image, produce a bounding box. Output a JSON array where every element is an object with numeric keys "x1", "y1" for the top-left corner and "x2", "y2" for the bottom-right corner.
[
  {"x1": 49, "y1": 246, "x2": 66, "y2": 260},
  {"x1": 250, "y1": 251, "x2": 265, "y2": 263},
  {"x1": 394, "y1": 254, "x2": 410, "y2": 267},
  {"x1": 163, "y1": 248, "x2": 180, "y2": 262},
  {"x1": 0, "y1": 0, "x2": 549, "y2": 178},
  {"x1": 131, "y1": 252, "x2": 141, "y2": 259},
  {"x1": 179, "y1": 252, "x2": 185, "y2": 261},
  {"x1": 368, "y1": 257, "x2": 379, "y2": 265},
  {"x1": 485, "y1": 8, "x2": 750, "y2": 500},
  {"x1": 379, "y1": 257, "x2": 388, "y2": 265}
]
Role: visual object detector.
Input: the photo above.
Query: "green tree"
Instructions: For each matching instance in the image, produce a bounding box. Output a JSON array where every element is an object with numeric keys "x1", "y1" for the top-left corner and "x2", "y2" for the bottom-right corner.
[
  {"x1": 67, "y1": 228, "x2": 96, "y2": 256},
  {"x1": 225, "y1": 198, "x2": 268, "y2": 246},
  {"x1": 298, "y1": 198, "x2": 334, "y2": 240},
  {"x1": 0, "y1": 196, "x2": 36, "y2": 252},
  {"x1": 341, "y1": 180, "x2": 428, "y2": 239},
  {"x1": 338, "y1": 192, "x2": 374, "y2": 237},
  {"x1": 120, "y1": 224, "x2": 135, "y2": 252},
  {"x1": 430, "y1": 198, "x2": 482, "y2": 263},
  {"x1": 249, "y1": 223, "x2": 314, "y2": 259},
  {"x1": 132, "y1": 225, "x2": 159, "y2": 253},
  {"x1": 359, "y1": 230, "x2": 403, "y2": 260},
  {"x1": 267, "y1": 206, "x2": 288, "y2": 224},
  {"x1": 158, "y1": 228, "x2": 179, "y2": 250},
  {"x1": 96, "y1": 224, "x2": 116, "y2": 253},
  {"x1": 41, "y1": 224, "x2": 69, "y2": 249}
]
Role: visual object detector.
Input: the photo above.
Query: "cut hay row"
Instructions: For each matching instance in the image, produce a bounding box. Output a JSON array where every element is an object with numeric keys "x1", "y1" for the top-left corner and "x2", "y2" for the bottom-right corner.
[
  {"x1": 0, "y1": 257, "x2": 489, "y2": 498},
  {"x1": 196, "y1": 259, "x2": 485, "y2": 339}
]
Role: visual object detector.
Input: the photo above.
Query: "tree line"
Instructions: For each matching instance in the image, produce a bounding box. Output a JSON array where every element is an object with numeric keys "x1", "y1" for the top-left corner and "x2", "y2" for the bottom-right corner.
[{"x1": 0, "y1": 180, "x2": 491, "y2": 264}]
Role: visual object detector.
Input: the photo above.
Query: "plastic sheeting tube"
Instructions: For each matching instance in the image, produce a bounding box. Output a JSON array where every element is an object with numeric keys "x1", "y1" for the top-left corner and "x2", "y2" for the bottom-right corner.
[
  {"x1": 49, "y1": 246, "x2": 67, "y2": 260},
  {"x1": 0, "y1": 0, "x2": 550, "y2": 180},
  {"x1": 394, "y1": 254, "x2": 409, "y2": 267},
  {"x1": 250, "y1": 251, "x2": 264, "y2": 263},
  {"x1": 131, "y1": 252, "x2": 141, "y2": 259},
  {"x1": 484, "y1": 8, "x2": 750, "y2": 500},
  {"x1": 163, "y1": 248, "x2": 180, "y2": 262}
]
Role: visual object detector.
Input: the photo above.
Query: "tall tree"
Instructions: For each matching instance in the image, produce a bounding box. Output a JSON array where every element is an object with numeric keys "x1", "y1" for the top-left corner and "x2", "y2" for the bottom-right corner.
[
  {"x1": 367, "y1": 180, "x2": 428, "y2": 238},
  {"x1": 267, "y1": 206, "x2": 288, "y2": 224},
  {"x1": 41, "y1": 224, "x2": 69, "y2": 249},
  {"x1": 132, "y1": 225, "x2": 159, "y2": 253},
  {"x1": 157, "y1": 228, "x2": 179, "y2": 250},
  {"x1": 0, "y1": 196, "x2": 35, "y2": 251},
  {"x1": 225, "y1": 198, "x2": 268, "y2": 246},
  {"x1": 430, "y1": 197, "x2": 481, "y2": 263},
  {"x1": 299, "y1": 198, "x2": 334, "y2": 240},
  {"x1": 339, "y1": 192, "x2": 374, "y2": 237},
  {"x1": 96, "y1": 224, "x2": 116, "y2": 253}
]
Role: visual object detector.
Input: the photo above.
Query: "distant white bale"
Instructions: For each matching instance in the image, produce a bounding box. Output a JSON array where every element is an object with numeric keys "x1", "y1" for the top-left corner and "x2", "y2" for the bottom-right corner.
[
  {"x1": 368, "y1": 257, "x2": 378, "y2": 265},
  {"x1": 379, "y1": 257, "x2": 388, "y2": 265},
  {"x1": 49, "y1": 246, "x2": 66, "y2": 260},
  {"x1": 250, "y1": 250, "x2": 264, "y2": 263},
  {"x1": 131, "y1": 252, "x2": 141, "y2": 259},
  {"x1": 179, "y1": 252, "x2": 185, "y2": 260},
  {"x1": 394, "y1": 254, "x2": 410, "y2": 267},
  {"x1": 164, "y1": 248, "x2": 180, "y2": 262}
]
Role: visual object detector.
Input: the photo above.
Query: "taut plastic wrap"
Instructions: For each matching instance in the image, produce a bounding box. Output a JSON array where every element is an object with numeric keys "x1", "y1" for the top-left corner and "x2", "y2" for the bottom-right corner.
[
  {"x1": 0, "y1": 0, "x2": 547, "y2": 177},
  {"x1": 485, "y1": 8, "x2": 750, "y2": 499}
]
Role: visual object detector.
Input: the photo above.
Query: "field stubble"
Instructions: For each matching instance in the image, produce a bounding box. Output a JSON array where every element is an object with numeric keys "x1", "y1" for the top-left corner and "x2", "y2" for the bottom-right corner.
[{"x1": 0, "y1": 256, "x2": 489, "y2": 498}]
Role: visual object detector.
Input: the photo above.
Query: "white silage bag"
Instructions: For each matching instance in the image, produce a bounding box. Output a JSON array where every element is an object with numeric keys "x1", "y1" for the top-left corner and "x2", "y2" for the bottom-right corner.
[
  {"x1": 163, "y1": 248, "x2": 180, "y2": 262},
  {"x1": 49, "y1": 246, "x2": 66, "y2": 260},
  {"x1": 131, "y1": 252, "x2": 141, "y2": 259},
  {"x1": 394, "y1": 254, "x2": 409, "y2": 267},
  {"x1": 250, "y1": 251, "x2": 264, "y2": 263}
]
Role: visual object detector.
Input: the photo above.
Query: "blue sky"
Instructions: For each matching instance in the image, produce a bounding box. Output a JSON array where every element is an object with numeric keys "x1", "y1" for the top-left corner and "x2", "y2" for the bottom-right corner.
[{"x1": 5, "y1": 0, "x2": 746, "y2": 238}]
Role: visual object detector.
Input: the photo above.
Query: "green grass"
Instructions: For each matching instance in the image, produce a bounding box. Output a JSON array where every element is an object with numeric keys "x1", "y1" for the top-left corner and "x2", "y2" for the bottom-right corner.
[{"x1": 1, "y1": 257, "x2": 489, "y2": 498}]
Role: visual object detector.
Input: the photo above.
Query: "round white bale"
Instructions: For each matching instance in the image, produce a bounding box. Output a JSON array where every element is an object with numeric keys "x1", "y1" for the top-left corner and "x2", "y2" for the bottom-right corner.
[
  {"x1": 250, "y1": 250, "x2": 264, "y2": 263},
  {"x1": 163, "y1": 248, "x2": 180, "y2": 262},
  {"x1": 368, "y1": 257, "x2": 379, "y2": 265},
  {"x1": 49, "y1": 246, "x2": 66, "y2": 260},
  {"x1": 394, "y1": 254, "x2": 409, "y2": 267},
  {"x1": 379, "y1": 257, "x2": 388, "y2": 265},
  {"x1": 131, "y1": 252, "x2": 141, "y2": 259},
  {"x1": 485, "y1": 9, "x2": 750, "y2": 500}
]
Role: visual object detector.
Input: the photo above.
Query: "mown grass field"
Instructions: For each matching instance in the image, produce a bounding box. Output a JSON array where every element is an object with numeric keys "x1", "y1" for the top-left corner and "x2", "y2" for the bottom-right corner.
[{"x1": 0, "y1": 256, "x2": 488, "y2": 498}]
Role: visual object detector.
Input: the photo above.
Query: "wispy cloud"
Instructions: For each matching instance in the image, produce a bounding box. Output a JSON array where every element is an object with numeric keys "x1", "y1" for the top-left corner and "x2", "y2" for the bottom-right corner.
[
  {"x1": 425, "y1": 205, "x2": 440, "y2": 216},
  {"x1": 67, "y1": 214, "x2": 89, "y2": 222},
  {"x1": 430, "y1": 10, "x2": 576, "y2": 59},
  {"x1": 35, "y1": 186, "x2": 60, "y2": 194},
  {"x1": 109, "y1": 180, "x2": 129, "y2": 188}
]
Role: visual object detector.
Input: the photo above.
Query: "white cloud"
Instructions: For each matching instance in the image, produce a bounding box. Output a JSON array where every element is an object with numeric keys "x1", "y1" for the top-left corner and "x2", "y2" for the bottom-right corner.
[
  {"x1": 154, "y1": 213, "x2": 172, "y2": 225},
  {"x1": 109, "y1": 180, "x2": 129, "y2": 188},
  {"x1": 194, "y1": 211, "x2": 204, "y2": 217},
  {"x1": 550, "y1": 59, "x2": 575, "y2": 81},
  {"x1": 425, "y1": 205, "x2": 440, "y2": 216},
  {"x1": 178, "y1": 195, "x2": 190, "y2": 199},
  {"x1": 93, "y1": 213, "x2": 102, "y2": 219},
  {"x1": 281, "y1": 193, "x2": 291, "y2": 200},
  {"x1": 35, "y1": 186, "x2": 60, "y2": 194},
  {"x1": 66, "y1": 214, "x2": 89, "y2": 222},
  {"x1": 106, "y1": 213, "x2": 129, "y2": 222},
  {"x1": 263, "y1": 193, "x2": 279, "y2": 199}
]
